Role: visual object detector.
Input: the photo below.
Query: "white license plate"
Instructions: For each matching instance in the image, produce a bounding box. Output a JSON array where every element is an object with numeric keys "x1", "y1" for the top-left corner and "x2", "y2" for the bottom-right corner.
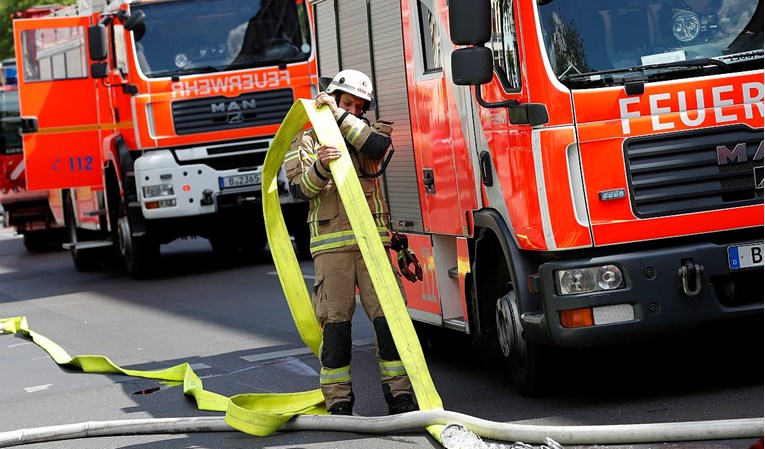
[
  {"x1": 219, "y1": 173, "x2": 261, "y2": 190},
  {"x1": 727, "y1": 242, "x2": 763, "y2": 270}
]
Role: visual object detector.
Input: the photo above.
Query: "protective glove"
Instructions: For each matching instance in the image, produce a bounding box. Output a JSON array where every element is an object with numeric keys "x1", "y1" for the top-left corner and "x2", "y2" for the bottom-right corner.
[
  {"x1": 390, "y1": 232, "x2": 423, "y2": 283},
  {"x1": 372, "y1": 119, "x2": 394, "y2": 137}
]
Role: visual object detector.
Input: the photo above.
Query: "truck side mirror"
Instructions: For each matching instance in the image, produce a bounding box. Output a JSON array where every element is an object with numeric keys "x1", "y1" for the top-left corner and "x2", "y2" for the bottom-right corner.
[
  {"x1": 90, "y1": 62, "x2": 108, "y2": 79},
  {"x1": 509, "y1": 103, "x2": 550, "y2": 127},
  {"x1": 451, "y1": 46, "x2": 493, "y2": 86},
  {"x1": 123, "y1": 10, "x2": 146, "y2": 41},
  {"x1": 123, "y1": 10, "x2": 145, "y2": 31},
  {"x1": 88, "y1": 25, "x2": 108, "y2": 61},
  {"x1": 448, "y1": 0, "x2": 491, "y2": 45}
]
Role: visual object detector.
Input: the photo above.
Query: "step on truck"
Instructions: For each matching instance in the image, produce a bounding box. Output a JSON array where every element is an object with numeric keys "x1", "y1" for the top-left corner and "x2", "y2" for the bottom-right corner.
[
  {"x1": 311, "y1": 0, "x2": 764, "y2": 395},
  {"x1": 13, "y1": 0, "x2": 316, "y2": 277}
]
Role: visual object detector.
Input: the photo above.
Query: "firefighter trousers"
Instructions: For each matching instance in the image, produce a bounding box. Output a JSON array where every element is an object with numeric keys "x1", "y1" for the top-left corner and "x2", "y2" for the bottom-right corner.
[{"x1": 312, "y1": 250, "x2": 413, "y2": 409}]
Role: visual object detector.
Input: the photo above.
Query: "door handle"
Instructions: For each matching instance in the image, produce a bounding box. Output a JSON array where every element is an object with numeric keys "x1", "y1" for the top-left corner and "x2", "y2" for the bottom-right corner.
[
  {"x1": 422, "y1": 168, "x2": 435, "y2": 194},
  {"x1": 20, "y1": 117, "x2": 38, "y2": 134}
]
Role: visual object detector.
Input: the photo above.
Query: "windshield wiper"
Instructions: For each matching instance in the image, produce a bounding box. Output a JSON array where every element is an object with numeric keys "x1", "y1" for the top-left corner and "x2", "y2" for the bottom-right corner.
[
  {"x1": 562, "y1": 57, "x2": 732, "y2": 83},
  {"x1": 718, "y1": 49, "x2": 765, "y2": 62},
  {"x1": 150, "y1": 66, "x2": 221, "y2": 79}
]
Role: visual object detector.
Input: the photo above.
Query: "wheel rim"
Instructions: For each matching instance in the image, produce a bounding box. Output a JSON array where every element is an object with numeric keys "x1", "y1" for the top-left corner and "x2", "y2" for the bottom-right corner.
[
  {"x1": 495, "y1": 291, "x2": 527, "y2": 370},
  {"x1": 66, "y1": 200, "x2": 77, "y2": 244},
  {"x1": 117, "y1": 215, "x2": 131, "y2": 258}
]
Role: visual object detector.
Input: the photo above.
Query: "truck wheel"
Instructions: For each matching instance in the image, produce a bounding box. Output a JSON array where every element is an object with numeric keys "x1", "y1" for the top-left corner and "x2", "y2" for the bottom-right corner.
[
  {"x1": 496, "y1": 290, "x2": 548, "y2": 396},
  {"x1": 285, "y1": 202, "x2": 311, "y2": 260},
  {"x1": 292, "y1": 221, "x2": 311, "y2": 260},
  {"x1": 64, "y1": 196, "x2": 101, "y2": 271},
  {"x1": 117, "y1": 208, "x2": 159, "y2": 279},
  {"x1": 210, "y1": 226, "x2": 266, "y2": 261},
  {"x1": 23, "y1": 231, "x2": 48, "y2": 252}
]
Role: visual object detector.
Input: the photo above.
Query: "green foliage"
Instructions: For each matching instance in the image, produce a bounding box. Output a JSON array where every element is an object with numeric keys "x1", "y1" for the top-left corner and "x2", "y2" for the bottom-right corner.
[{"x1": 0, "y1": 0, "x2": 77, "y2": 61}]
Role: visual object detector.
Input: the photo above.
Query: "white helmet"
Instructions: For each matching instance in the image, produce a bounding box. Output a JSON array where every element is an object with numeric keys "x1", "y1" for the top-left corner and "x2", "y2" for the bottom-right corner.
[{"x1": 323, "y1": 69, "x2": 376, "y2": 110}]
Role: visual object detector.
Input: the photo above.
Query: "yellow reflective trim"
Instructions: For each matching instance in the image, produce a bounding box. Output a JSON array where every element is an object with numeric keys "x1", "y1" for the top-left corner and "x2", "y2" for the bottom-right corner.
[
  {"x1": 346, "y1": 120, "x2": 365, "y2": 145},
  {"x1": 301, "y1": 170, "x2": 322, "y2": 194},
  {"x1": 379, "y1": 360, "x2": 407, "y2": 377},
  {"x1": 320, "y1": 365, "x2": 352, "y2": 384},
  {"x1": 285, "y1": 150, "x2": 301, "y2": 162}
]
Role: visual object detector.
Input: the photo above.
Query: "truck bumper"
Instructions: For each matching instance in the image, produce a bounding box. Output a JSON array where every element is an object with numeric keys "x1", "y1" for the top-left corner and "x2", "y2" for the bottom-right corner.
[
  {"x1": 528, "y1": 230, "x2": 763, "y2": 348},
  {"x1": 134, "y1": 148, "x2": 295, "y2": 220}
]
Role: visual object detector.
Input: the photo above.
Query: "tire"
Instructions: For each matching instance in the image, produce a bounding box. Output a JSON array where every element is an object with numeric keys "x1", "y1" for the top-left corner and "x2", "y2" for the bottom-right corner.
[
  {"x1": 64, "y1": 196, "x2": 102, "y2": 271},
  {"x1": 210, "y1": 224, "x2": 266, "y2": 262},
  {"x1": 117, "y1": 201, "x2": 159, "y2": 279},
  {"x1": 495, "y1": 290, "x2": 549, "y2": 397},
  {"x1": 285, "y1": 202, "x2": 311, "y2": 260},
  {"x1": 22, "y1": 231, "x2": 48, "y2": 252},
  {"x1": 292, "y1": 220, "x2": 311, "y2": 260}
]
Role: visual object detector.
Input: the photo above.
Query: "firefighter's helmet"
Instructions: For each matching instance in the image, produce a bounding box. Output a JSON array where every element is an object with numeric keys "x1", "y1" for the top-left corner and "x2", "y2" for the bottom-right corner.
[{"x1": 323, "y1": 69, "x2": 376, "y2": 110}]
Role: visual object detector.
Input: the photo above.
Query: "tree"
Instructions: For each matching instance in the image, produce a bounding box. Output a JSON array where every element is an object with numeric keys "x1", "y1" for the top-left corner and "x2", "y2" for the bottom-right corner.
[{"x1": 0, "y1": 0, "x2": 76, "y2": 61}]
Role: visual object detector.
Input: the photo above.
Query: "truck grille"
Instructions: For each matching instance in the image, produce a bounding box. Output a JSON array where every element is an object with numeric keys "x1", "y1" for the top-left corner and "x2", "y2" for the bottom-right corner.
[
  {"x1": 172, "y1": 88, "x2": 294, "y2": 135},
  {"x1": 625, "y1": 127, "x2": 764, "y2": 218}
]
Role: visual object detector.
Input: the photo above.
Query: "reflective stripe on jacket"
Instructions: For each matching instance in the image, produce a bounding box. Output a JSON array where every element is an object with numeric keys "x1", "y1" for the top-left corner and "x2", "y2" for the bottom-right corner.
[{"x1": 284, "y1": 111, "x2": 392, "y2": 256}]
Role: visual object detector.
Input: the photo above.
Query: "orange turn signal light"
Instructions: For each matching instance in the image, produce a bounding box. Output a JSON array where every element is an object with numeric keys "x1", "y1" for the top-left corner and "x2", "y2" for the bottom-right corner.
[{"x1": 560, "y1": 308, "x2": 594, "y2": 328}]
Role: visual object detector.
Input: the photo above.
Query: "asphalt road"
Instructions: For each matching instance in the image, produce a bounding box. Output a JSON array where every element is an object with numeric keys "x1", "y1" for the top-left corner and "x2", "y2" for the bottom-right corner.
[{"x1": 0, "y1": 227, "x2": 762, "y2": 449}]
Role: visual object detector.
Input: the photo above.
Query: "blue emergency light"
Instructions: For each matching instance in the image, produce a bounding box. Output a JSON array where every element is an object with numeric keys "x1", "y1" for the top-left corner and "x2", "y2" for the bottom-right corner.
[{"x1": 2, "y1": 66, "x2": 17, "y2": 85}]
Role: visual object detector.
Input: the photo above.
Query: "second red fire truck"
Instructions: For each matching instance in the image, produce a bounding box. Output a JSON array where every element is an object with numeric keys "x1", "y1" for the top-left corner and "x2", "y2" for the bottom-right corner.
[{"x1": 13, "y1": 0, "x2": 317, "y2": 277}]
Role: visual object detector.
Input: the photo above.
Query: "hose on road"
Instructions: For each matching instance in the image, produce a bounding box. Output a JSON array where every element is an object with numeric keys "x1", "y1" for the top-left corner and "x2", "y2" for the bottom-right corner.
[{"x1": 0, "y1": 412, "x2": 761, "y2": 448}]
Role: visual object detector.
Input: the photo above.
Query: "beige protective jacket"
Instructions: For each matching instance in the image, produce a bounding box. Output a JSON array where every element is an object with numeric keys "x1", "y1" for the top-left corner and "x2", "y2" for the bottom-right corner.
[{"x1": 284, "y1": 109, "x2": 393, "y2": 256}]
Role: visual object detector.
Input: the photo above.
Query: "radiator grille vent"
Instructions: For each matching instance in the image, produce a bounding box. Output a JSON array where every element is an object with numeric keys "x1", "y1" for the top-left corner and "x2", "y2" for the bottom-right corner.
[
  {"x1": 172, "y1": 89, "x2": 293, "y2": 135},
  {"x1": 625, "y1": 127, "x2": 764, "y2": 218}
]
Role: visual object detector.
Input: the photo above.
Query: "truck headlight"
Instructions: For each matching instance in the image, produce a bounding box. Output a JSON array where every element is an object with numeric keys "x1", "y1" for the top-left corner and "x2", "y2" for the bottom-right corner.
[
  {"x1": 555, "y1": 265, "x2": 624, "y2": 295},
  {"x1": 143, "y1": 184, "x2": 175, "y2": 198}
]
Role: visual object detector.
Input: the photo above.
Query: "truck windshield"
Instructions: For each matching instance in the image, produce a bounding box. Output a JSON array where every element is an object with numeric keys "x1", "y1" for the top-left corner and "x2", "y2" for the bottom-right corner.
[
  {"x1": 0, "y1": 88, "x2": 22, "y2": 156},
  {"x1": 132, "y1": 0, "x2": 311, "y2": 78},
  {"x1": 538, "y1": 0, "x2": 763, "y2": 87}
]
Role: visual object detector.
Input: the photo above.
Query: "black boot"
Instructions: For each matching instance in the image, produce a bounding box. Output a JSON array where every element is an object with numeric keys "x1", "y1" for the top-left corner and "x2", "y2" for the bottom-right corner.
[
  {"x1": 327, "y1": 390, "x2": 355, "y2": 415},
  {"x1": 327, "y1": 400, "x2": 353, "y2": 415},
  {"x1": 387, "y1": 393, "x2": 418, "y2": 415}
]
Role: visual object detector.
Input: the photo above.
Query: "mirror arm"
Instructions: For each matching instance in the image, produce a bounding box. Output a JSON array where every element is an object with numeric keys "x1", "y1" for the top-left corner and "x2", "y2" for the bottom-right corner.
[{"x1": 474, "y1": 85, "x2": 519, "y2": 109}]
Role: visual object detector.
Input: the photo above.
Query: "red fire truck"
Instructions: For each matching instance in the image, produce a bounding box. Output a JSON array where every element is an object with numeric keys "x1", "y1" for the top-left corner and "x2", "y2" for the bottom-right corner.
[
  {"x1": 0, "y1": 5, "x2": 65, "y2": 251},
  {"x1": 13, "y1": 0, "x2": 316, "y2": 277},
  {"x1": 311, "y1": 0, "x2": 763, "y2": 394}
]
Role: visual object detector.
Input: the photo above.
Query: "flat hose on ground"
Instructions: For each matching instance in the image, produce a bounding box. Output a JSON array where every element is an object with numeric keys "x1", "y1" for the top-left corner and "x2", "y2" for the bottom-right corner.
[{"x1": 0, "y1": 413, "x2": 761, "y2": 447}]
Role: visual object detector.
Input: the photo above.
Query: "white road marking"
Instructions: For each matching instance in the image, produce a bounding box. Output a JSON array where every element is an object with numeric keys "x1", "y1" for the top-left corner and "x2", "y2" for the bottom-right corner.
[
  {"x1": 241, "y1": 347, "x2": 313, "y2": 362},
  {"x1": 242, "y1": 339, "x2": 375, "y2": 364},
  {"x1": 8, "y1": 342, "x2": 33, "y2": 348},
  {"x1": 189, "y1": 363, "x2": 211, "y2": 370},
  {"x1": 273, "y1": 358, "x2": 318, "y2": 376},
  {"x1": 353, "y1": 338, "x2": 375, "y2": 347},
  {"x1": 267, "y1": 270, "x2": 315, "y2": 280},
  {"x1": 24, "y1": 384, "x2": 53, "y2": 393}
]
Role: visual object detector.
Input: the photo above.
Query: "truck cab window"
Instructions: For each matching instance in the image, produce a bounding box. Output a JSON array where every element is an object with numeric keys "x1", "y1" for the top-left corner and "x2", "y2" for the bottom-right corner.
[
  {"x1": 417, "y1": 0, "x2": 442, "y2": 73},
  {"x1": 20, "y1": 27, "x2": 87, "y2": 81},
  {"x1": 539, "y1": 0, "x2": 763, "y2": 87},
  {"x1": 113, "y1": 24, "x2": 128, "y2": 76},
  {"x1": 489, "y1": 0, "x2": 521, "y2": 91},
  {"x1": 133, "y1": 0, "x2": 312, "y2": 78}
]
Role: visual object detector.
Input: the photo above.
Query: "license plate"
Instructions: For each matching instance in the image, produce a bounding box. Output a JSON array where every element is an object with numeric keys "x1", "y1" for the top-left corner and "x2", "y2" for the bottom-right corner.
[
  {"x1": 219, "y1": 173, "x2": 261, "y2": 190},
  {"x1": 727, "y1": 242, "x2": 763, "y2": 270}
]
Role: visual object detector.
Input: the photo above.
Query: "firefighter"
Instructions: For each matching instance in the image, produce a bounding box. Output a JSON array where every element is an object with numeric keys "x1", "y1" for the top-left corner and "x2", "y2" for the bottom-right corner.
[{"x1": 284, "y1": 69, "x2": 418, "y2": 416}]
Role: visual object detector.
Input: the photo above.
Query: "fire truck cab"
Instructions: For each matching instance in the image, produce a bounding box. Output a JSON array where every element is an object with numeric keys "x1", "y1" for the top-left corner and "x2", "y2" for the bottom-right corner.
[{"x1": 13, "y1": 0, "x2": 317, "y2": 277}]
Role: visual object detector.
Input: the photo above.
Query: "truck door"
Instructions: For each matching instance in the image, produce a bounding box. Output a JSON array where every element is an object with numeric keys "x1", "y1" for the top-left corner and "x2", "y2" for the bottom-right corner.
[{"x1": 13, "y1": 16, "x2": 103, "y2": 191}]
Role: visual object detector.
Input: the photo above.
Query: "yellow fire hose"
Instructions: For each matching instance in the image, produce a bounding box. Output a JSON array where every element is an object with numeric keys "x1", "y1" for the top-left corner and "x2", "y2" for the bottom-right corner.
[{"x1": 0, "y1": 101, "x2": 762, "y2": 448}]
